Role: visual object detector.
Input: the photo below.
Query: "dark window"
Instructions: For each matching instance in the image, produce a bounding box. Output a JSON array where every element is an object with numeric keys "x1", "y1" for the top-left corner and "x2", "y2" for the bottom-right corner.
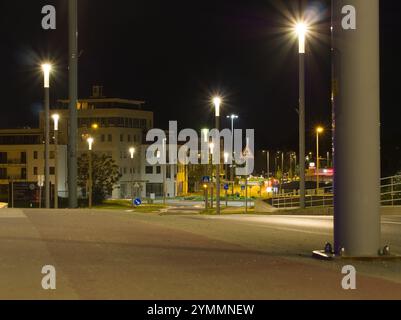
[
  {"x1": 128, "y1": 135, "x2": 131, "y2": 142},
  {"x1": 0, "y1": 168, "x2": 7, "y2": 179},
  {"x1": 21, "y1": 168, "x2": 27, "y2": 180},
  {"x1": 156, "y1": 166, "x2": 161, "y2": 174},
  {"x1": 166, "y1": 165, "x2": 171, "y2": 179},
  {"x1": 145, "y1": 166, "x2": 153, "y2": 174},
  {"x1": 146, "y1": 183, "x2": 163, "y2": 197},
  {"x1": 120, "y1": 134, "x2": 124, "y2": 142},
  {"x1": 34, "y1": 151, "x2": 38, "y2": 159},
  {"x1": 0, "y1": 152, "x2": 7, "y2": 164},
  {"x1": 108, "y1": 134, "x2": 112, "y2": 142},
  {"x1": 101, "y1": 134, "x2": 105, "y2": 142},
  {"x1": 33, "y1": 167, "x2": 38, "y2": 175},
  {"x1": 50, "y1": 167, "x2": 55, "y2": 175},
  {"x1": 21, "y1": 152, "x2": 27, "y2": 164}
]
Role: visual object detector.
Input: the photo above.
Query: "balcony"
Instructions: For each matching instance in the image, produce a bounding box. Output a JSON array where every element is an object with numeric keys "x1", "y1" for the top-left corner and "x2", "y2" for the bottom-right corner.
[
  {"x1": 0, "y1": 159, "x2": 27, "y2": 166},
  {"x1": 0, "y1": 175, "x2": 27, "y2": 181}
]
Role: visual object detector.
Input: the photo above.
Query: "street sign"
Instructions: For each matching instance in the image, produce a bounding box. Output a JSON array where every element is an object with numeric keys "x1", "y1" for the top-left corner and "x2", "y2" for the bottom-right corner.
[
  {"x1": 241, "y1": 185, "x2": 246, "y2": 191},
  {"x1": 133, "y1": 198, "x2": 142, "y2": 206},
  {"x1": 202, "y1": 176, "x2": 210, "y2": 183},
  {"x1": 224, "y1": 184, "x2": 229, "y2": 191}
]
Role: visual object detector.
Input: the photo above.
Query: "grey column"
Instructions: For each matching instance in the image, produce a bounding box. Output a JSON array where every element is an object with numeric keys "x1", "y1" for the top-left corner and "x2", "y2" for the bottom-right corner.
[
  {"x1": 332, "y1": 0, "x2": 381, "y2": 256},
  {"x1": 45, "y1": 87, "x2": 50, "y2": 209},
  {"x1": 68, "y1": 0, "x2": 78, "y2": 208}
]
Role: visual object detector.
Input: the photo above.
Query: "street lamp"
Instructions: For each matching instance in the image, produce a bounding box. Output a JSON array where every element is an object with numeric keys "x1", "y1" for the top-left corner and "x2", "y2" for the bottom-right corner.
[
  {"x1": 316, "y1": 127, "x2": 324, "y2": 191},
  {"x1": 209, "y1": 142, "x2": 215, "y2": 209},
  {"x1": 162, "y1": 138, "x2": 167, "y2": 205},
  {"x1": 129, "y1": 147, "x2": 136, "y2": 202},
  {"x1": 87, "y1": 137, "x2": 94, "y2": 209},
  {"x1": 262, "y1": 150, "x2": 270, "y2": 179},
  {"x1": 226, "y1": 114, "x2": 238, "y2": 186},
  {"x1": 52, "y1": 114, "x2": 60, "y2": 209},
  {"x1": 295, "y1": 21, "x2": 308, "y2": 209},
  {"x1": 42, "y1": 63, "x2": 52, "y2": 209},
  {"x1": 213, "y1": 97, "x2": 222, "y2": 215},
  {"x1": 224, "y1": 152, "x2": 229, "y2": 179}
]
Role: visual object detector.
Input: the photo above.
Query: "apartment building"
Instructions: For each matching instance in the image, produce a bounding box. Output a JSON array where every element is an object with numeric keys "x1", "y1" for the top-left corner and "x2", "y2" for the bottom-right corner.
[{"x1": 0, "y1": 128, "x2": 67, "y2": 206}]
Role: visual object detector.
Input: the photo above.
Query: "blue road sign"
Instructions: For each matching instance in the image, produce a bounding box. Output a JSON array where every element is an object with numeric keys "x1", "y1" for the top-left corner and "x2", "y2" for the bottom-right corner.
[
  {"x1": 241, "y1": 185, "x2": 246, "y2": 191},
  {"x1": 224, "y1": 184, "x2": 229, "y2": 191},
  {"x1": 134, "y1": 198, "x2": 142, "y2": 206},
  {"x1": 202, "y1": 176, "x2": 210, "y2": 183}
]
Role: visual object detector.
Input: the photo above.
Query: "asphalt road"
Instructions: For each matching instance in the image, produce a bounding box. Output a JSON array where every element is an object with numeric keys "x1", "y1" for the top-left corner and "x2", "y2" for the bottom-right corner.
[{"x1": 1, "y1": 208, "x2": 401, "y2": 300}]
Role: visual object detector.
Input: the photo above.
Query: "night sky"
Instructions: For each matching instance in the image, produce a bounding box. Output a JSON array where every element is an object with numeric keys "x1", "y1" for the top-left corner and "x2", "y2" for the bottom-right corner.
[{"x1": 0, "y1": 1, "x2": 400, "y2": 174}]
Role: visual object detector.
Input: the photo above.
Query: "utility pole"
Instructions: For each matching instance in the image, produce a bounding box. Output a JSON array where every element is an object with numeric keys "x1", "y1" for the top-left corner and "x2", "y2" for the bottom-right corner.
[
  {"x1": 332, "y1": 0, "x2": 381, "y2": 257},
  {"x1": 68, "y1": 0, "x2": 78, "y2": 208}
]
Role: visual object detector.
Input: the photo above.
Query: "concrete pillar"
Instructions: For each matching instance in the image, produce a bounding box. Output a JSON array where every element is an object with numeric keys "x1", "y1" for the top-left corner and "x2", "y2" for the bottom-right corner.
[{"x1": 332, "y1": 0, "x2": 381, "y2": 256}]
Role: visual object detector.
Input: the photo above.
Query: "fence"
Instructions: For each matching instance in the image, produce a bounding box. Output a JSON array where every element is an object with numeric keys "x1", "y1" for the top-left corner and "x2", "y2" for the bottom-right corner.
[{"x1": 271, "y1": 175, "x2": 401, "y2": 209}]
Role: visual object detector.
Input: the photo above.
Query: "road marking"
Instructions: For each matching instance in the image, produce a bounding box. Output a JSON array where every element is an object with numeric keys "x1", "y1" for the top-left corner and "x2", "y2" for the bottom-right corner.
[{"x1": 242, "y1": 223, "x2": 332, "y2": 236}]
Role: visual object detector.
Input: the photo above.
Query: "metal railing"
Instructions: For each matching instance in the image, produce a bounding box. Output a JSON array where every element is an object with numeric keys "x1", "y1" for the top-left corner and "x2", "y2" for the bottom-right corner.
[
  {"x1": 271, "y1": 185, "x2": 333, "y2": 209},
  {"x1": 380, "y1": 175, "x2": 401, "y2": 206},
  {"x1": 271, "y1": 174, "x2": 401, "y2": 209}
]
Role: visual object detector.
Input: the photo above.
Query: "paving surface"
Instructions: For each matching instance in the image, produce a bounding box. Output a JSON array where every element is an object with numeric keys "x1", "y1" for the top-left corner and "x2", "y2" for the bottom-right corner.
[{"x1": 0, "y1": 208, "x2": 401, "y2": 300}]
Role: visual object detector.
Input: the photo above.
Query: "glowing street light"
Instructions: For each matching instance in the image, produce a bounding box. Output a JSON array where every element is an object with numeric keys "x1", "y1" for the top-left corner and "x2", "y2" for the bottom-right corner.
[
  {"x1": 202, "y1": 128, "x2": 209, "y2": 143},
  {"x1": 213, "y1": 96, "x2": 222, "y2": 117},
  {"x1": 129, "y1": 147, "x2": 136, "y2": 159},
  {"x1": 226, "y1": 114, "x2": 238, "y2": 184},
  {"x1": 129, "y1": 147, "x2": 136, "y2": 203},
  {"x1": 52, "y1": 114, "x2": 60, "y2": 209},
  {"x1": 42, "y1": 63, "x2": 52, "y2": 209},
  {"x1": 295, "y1": 22, "x2": 308, "y2": 54},
  {"x1": 212, "y1": 97, "x2": 222, "y2": 215},
  {"x1": 87, "y1": 137, "x2": 94, "y2": 151},
  {"x1": 224, "y1": 152, "x2": 229, "y2": 164},
  {"x1": 52, "y1": 114, "x2": 60, "y2": 131},
  {"x1": 87, "y1": 137, "x2": 94, "y2": 209},
  {"x1": 42, "y1": 63, "x2": 52, "y2": 88},
  {"x1": 295, "y1": 20, "x2": 309, "y2": 209}
]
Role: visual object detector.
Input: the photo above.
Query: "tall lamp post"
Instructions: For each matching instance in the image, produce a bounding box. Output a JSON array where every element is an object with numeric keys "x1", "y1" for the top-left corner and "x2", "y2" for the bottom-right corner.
[
  {"x1": 295, "y1": 22, "x2": 308, "y2": 209},
  {"x1": 162, "y1": 138, "x2": 167, "y2": 205},
  {"x1": 209, "y1": 142, "x2": 215, "y2": 209},
  {"x1": 316, "y1": 127, "x2": 324, "y2": 191},
  {"x1": 262, "y1": 150, "x2": 270, "y2": 179},
  {"x1": 226, "y1": 114, "x2": 238, "y2": 184},
  {"x1": 87, "y1": 137, "x2": 94, "y2": 209},
  {"x1": 213, "y1": 97, "x2": 222, "y2": 215},
  {"x1": 42, "y1": 63, "x2": 52, "y2": 209},
  {"x1": 52, "y1": 114, "x2": 60, "y2": 209},
  {"x1": 224, "y1": 152, "x2": 229, "y2": 207},
  {"x1": 129, "y1": 147, "x2": 136, "y2": 202}
]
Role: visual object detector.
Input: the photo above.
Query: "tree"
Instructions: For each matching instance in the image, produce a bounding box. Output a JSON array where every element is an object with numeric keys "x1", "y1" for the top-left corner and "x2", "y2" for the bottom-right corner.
[{"x1": 78, "y1": 153, "x2": 122, "y2": 204}]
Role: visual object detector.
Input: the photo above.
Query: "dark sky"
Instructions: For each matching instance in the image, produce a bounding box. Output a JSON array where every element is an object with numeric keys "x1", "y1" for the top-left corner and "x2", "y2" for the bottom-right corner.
[{"x1": 0, "y1": 0, "x2": 400, "y2": 172}]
